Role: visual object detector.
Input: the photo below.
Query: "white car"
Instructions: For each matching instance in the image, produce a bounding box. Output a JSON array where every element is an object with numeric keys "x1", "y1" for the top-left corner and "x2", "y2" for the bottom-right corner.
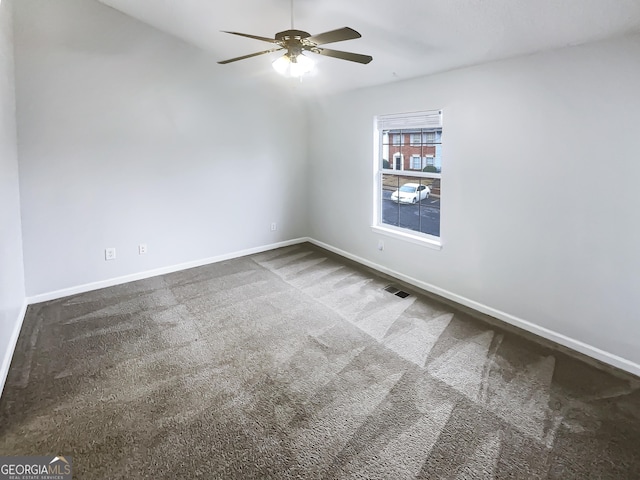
[{"x1": 390, "y1": 183, "x2": 430, "y2": 204}]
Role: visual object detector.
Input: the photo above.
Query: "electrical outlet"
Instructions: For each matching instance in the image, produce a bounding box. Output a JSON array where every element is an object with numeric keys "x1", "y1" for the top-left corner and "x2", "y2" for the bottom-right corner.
[
  {"x1": 138, "y1": 244, "x2": 147, "y2": 255},
  {"x1": 270, "y1": 222, "x2": 277, "y2": 232},
  {"x1": 105, "y1": 247, "x2": 116, "y2": 261},
  {"x1": 377, "y1": 240, "x2": 384, "y2": 251}
]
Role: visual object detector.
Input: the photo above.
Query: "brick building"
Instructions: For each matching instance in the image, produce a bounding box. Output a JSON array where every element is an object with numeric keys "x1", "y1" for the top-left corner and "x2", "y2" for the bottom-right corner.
[{"x1": 383, "y1": 128, "x2": 442, "y2": 172}]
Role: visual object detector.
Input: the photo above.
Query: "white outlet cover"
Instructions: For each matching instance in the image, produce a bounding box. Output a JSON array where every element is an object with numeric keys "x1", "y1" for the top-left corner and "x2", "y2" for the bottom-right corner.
[{"x1": 105, "y1": 248, "x2": 116, "y2": 260}]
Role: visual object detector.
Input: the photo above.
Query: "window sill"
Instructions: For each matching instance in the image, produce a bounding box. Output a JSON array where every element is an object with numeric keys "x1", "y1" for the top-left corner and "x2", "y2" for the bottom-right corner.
[{"x1": 371, "y1": 225, "x2": 442, "y2": 250}]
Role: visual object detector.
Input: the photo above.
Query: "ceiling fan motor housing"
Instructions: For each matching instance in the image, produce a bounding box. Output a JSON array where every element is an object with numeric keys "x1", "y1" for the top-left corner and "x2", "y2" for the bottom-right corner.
[
  {"x1": 275, "y1": 29, "x2": 315, "y2": 57},
  {"x1": 275, "y1": 29, "x2": 312, "y2": 42}
]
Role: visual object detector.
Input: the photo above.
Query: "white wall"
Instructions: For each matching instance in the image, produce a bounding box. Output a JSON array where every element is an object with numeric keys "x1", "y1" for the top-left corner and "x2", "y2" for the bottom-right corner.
[
  {"x1": 14, "y1": 0, "x2": 308, "y2": 296},
  {"x1": 0, "y1": 0, "x2": 27, "y2": 393},
  {"x1": 10, "y1": 0, "x2": 640, "y2": 374},
  {"x1": 307, "y1": 34, "x2": 640, "y2": 369}
]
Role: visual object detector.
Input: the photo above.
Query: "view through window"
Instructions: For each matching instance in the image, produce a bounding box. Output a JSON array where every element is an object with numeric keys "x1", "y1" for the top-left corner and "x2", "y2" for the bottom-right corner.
[{"x1": 376, "y1": 110, "x2": 442, "y2": 239}]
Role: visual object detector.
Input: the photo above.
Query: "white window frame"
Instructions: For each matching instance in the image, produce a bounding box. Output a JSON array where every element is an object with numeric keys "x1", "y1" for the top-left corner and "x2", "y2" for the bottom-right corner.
[
  {"x1": 372, "y1": 110, "x2": 443, "y2": 249},
  {"x1": 410, "y1": 133, "x2": 421, "y2": 146},
  {"x1": 410, "y1": 155, "x2": 422, "y2": 170}
]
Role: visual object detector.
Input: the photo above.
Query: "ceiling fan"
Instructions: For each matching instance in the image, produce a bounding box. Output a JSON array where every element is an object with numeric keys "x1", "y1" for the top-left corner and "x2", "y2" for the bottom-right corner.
[{"x1": 217, "y1": 0, "x2": 372, "y2": 77}]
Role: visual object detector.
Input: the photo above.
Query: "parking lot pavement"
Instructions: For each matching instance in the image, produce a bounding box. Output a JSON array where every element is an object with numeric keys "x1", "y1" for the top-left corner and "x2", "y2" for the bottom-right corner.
[{"x1": 381, "y1": 191, "x2": 440, "y2": 237}]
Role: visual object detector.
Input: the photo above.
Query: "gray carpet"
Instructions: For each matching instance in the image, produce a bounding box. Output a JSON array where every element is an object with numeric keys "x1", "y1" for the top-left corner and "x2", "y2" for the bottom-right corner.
[{"x1": 1, "y1": 243, "x2": 639, "y2": 479}]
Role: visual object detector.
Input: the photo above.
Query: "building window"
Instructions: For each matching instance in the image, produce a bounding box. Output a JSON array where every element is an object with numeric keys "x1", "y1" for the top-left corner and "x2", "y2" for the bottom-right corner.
[
  {"x1": 376, "y1": 110, "x2": 443, "y2": 240},
  {"x1": 423, "y1": 131, "x2": 436, "y2": 143}
]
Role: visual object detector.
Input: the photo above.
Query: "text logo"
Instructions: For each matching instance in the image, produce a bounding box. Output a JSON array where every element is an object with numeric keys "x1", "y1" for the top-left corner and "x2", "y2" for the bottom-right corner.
[{"x1": 0, "y1": 456, "x2": 72, "y2": 480}]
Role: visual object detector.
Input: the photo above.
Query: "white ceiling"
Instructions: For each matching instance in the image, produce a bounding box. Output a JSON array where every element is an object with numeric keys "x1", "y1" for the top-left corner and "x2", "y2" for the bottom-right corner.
[{"x1": 98, "y1": 0, "x2": 640, "y2": 93}]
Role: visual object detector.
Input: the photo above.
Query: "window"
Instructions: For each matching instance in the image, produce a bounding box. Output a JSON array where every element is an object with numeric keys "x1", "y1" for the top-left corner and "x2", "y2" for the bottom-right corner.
[
  {"x1": 375, "y1": 110, "x2": 443, "y2": 243},
  {"x1": 423, "y1": 131, "x2": 436, "y2": 143}
]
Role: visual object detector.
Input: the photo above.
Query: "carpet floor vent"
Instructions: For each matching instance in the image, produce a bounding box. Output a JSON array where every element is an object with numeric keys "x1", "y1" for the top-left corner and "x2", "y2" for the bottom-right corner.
[{"x1": 384, "y1": 285, "x2": 410, "y2": 298}]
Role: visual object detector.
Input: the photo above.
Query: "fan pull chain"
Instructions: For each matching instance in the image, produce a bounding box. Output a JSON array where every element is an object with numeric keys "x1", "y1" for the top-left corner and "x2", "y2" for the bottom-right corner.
[{"x1": 290, "y1": 0, "x2": 294, "y2": 29}]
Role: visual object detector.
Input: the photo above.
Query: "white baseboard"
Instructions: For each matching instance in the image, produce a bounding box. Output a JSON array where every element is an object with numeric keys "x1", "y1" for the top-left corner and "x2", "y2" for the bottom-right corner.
[
  {"x1": 307, "y1": 238, "x2": 640, "y2": 378},
  {"x1": 0, "y1": 300, "x2": 28, "y2": 400},
  {"x1": 28, "y1": 238, "x2": 308, "y2": 304},
  {"x1": 20, "y1": 235, "x2": 640, "y2": 378},
  {"x1": 4, "y1": 240, "x2": 307, "y2": 399}
]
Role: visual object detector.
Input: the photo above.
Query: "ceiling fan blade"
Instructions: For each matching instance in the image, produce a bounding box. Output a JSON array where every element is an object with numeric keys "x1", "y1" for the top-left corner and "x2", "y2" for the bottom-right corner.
[
  {"x1": 218, "y1": 48, "x2": 283, "y2": 64},
  {"x1": 221, "y1": 31, "x2": 279, "y2": 44},
  {"x1": 307, "y1": 27, "x2": 362, "y2": 46},
  {"x1": 315, "y1": 47, "x2": 373, "y2": 64}
]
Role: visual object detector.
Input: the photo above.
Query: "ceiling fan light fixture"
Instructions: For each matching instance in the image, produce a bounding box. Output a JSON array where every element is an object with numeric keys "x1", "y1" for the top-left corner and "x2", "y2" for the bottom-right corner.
[
  {"x1": 272, "y1": 52, "x2": 314, "y2": 78},
  {"x1": 272, "y1": 54, "x2": 291, "y2": 75},
  {"x1": 291, "y1": 53, "x2": 314, "y2": 77}
]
